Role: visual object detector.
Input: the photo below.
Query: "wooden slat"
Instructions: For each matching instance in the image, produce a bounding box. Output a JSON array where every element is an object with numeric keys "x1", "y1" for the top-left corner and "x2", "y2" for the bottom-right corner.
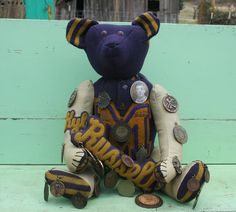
[
  {"x1": 0, "y1": 20, "x2": 235, "y2": 120},
  {"x1": 0, "y1": 119, "x2": 235, "y2": 164},
  {"x1": 0, "y1": 165, "x2": 235, "y2": 211}
]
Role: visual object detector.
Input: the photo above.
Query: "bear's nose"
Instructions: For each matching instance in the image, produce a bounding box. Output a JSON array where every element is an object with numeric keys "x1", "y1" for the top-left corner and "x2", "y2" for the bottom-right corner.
[{"x1": 106, "y1": 42, "x2": 119, "y2": 49}]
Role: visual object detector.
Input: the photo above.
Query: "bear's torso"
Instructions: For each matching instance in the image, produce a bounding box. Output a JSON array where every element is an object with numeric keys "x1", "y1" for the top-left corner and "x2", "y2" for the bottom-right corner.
[{"x1": 93, "y1": 74, "x2": 156, "y2": 161}]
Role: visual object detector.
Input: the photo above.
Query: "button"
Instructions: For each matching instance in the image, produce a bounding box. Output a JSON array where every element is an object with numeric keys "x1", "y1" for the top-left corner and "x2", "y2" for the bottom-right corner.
[
  {"x1": 130, "y1": 81, "x2": 149, "y2": 104},
  {"x1": 50, "y1": 180, "x2": 65, "y2": 197},
  {"x1": 97, "y1": 91, "x2": 111, "y2": 109},
  {"x1": 187, "y1": 178, "x2": 200, "y2": 192},
  {"x1": 121, "y1": 154, "x2": 134, "y2": 168},
  {"x1": 135, "y1": 193, "x2": 163, "y2": 208},
  {"x1": 68, "y1": 89, "x2": 77, "y2": 108},
  {"x1": 173, "y1": 124, "x2": 188, "y2": 144}
]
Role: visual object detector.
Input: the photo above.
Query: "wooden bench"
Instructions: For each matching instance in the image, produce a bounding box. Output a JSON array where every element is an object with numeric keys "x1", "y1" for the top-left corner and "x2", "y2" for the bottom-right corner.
[{"x1": 0, "y1": 19, "x2": 236, "y2": 211}]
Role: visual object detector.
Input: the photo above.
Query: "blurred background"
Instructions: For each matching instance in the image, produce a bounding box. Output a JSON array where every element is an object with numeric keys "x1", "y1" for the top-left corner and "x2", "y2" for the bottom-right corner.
[{"x1": 0, "y1": 0, "x2": 235, "y2": 25}]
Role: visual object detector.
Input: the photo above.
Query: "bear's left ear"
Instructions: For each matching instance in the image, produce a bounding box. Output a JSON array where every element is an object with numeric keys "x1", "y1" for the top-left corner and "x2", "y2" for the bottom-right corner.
[
  {"x1": 66, "y1": 18, "x2": 98, "y2": 49},
  {"x1": 132, "y1": 12, "x2": 160, "y2": 39}
]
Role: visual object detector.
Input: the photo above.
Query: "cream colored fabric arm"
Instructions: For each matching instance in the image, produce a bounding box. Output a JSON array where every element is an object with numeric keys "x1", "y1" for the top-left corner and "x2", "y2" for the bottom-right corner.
[
  {"x1": 63, "y1": 80, "x2": 94, "y2": 172},
  {"x1": 150, "y1": 84, "x2": 183, "y2": 183}
]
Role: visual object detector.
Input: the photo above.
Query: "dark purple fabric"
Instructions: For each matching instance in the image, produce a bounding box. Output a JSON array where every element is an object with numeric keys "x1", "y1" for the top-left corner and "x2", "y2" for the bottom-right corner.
[
  {"x1": 84, "y1": 24, "x2": 149, "y2": 79},
  {"x1": 177, "y1": 163, "x2": 200, "y2": 200},
  {"x1": 94, "y1": 73, "x2": 153, "y2": 112}
]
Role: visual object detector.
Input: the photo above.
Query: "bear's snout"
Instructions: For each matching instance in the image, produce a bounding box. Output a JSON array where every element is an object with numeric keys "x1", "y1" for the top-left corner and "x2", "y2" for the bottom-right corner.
[{"x1": 106, "y1": 42, "x2": 119, "y2": 49}]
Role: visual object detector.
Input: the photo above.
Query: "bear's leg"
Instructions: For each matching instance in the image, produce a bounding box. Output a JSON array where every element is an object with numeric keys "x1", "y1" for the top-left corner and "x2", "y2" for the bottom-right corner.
[
  {"x1": 44, "y1": 168, "x2": 99, "y2": 208},
  {"x1": 162, "y1": 160, "x2": 210, "y2": 204}
]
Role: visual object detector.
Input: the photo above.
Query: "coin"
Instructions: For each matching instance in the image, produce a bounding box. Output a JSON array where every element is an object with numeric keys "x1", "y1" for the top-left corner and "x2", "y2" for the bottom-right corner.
[
  {"x1": 162, "y1": 95, "x2": 178, "y2": 113},
  {"x1": 135, "y1": 146, "x2": 148, "y2": 162},
  {"x1": 44, "y1": 182, "x2": 49, "y2": 202},
  {"x1": 187, "y1": 178, "x2": 200, "y2": 192},
  {"x1": 173, "y1": 125, "x2": 188, "y2": 144},
  {"x1": 68, "y1": 89, "x2": 77, "y2": 108},
  {"x1": 117, "y1": 180, "x2": 135, "y2": 197},
  {"x1": 121, "y1": 154, "x2": 134, "y2": 168},
  {"x1": 110, "y1": 122, "x2": 131, "y2": 143},
  {"x1": 204, "y1": 167, "x2": 210, "y2": 183},
  {"x1": 104, "y1": 170, "x2": 119, "y2": 188},
  {"x1": 50, "y1": 180, "x2": 65, "y2": 197},
  {"x1": 130, "y1": 81, "x2": 149, "y2": 104},
  {"x1": 172, "y1": 156, "x2": 182, "y2": 175},
  {"x1": 135, "y1": 193, "x2": 163, "y2": 208},
  {"x1": 61, "y1": 144, "x2": 65, "y2": 163},
  {"x1": 71, "y1": 192, "x2": 87, "y2": 209},
  {"x1": 97, "y1": 91, "x2": 111, "y2": 109}
]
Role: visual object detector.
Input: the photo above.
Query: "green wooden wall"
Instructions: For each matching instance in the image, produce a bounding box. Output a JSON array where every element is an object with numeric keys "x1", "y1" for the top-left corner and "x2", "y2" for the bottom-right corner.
[{"x1": 0, "y1": 19, "x2": 235, "y2": 164}]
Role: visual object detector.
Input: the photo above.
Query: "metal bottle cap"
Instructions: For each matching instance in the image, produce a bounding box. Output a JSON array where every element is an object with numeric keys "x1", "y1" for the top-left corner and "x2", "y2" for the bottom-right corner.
[{"x1": 130, "y1": 81, "x2": 149, "y2": 104}]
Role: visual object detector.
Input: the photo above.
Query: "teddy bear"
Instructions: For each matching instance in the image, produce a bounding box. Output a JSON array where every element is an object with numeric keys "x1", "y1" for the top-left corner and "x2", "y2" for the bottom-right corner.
[{"x1": 44, "y1": 12, "x2": 210, "y2": 209}]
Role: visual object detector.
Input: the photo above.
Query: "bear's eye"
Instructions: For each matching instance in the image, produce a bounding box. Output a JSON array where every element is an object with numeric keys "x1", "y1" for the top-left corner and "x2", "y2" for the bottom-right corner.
[
  {"x1": 117, "y1": 31, "x2": 124, "y2": 36},
  {"x1": 101, "y1": 30, "x2": 108, "y2": 36}
]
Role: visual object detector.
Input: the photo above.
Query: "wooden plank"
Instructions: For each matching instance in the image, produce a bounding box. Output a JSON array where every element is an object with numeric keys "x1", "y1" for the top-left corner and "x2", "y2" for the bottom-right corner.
[
  {"x1": 0, "y1": 119, "x2": 235, "y2": 164},
  {"x1": 0, "y1": 165, "x2": 235, "y2": 211},
  {"x1": 0, "y1": 20, "x2": 235, "y2": 119}
]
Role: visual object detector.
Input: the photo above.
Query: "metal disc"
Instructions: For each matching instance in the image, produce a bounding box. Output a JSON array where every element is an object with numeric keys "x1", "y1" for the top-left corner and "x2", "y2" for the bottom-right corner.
[
  {"x1": 104, "y1": 170, "x2": 119, "y2": 188},
  {"x1": 110, "y1": 122, "x2": 131, "y2": 143},
  {"x1": 117, "y1": 180, "x2": 135, "y2": 197},
  {"x1": 135, "y1": 146, "x2": 148, "y2": 163},
  {"x1": 97, "y1": 91, "x2": 111, "y2": 109},
  {"x1": 135, "y1": 193, "x2": 163, "y2": 209},
  {"x1": 173, "y1": 125, "x2": 188, "y2": 144},
  {"x1": 61, "y1": 144, "x2": 65, "y2": 163},
  {"x1": 187, "y1": 178, "x2": 200, "y2": 192},
  {"x1": 172, "y1": 156, "x2": 182, "y2": 175},
  {"x1": 50, "y1": 180, "x2": 65, "y2": 197},
  {"x1": 85, "y1": 149, "x2": 104, "y2": 177},
  {"x1": 130, "y1": 81, "x2": 149, "y2": 104},
  {"x1": 68, "y1": 89, "x2": 77, "y2": 108},
  {"x1": 121, "y1": 155, "x2": 134, "y2": 168},
  {"x1": 94, "y1": 181, "x2": 101, "y2": 197},
  {"x1": 44, "y1": 182, "x2": 49, "y2": 202},
  {"x1": 71, "y1": 192, "x2": 87, "y2": 209},
  {"x1": 204, "y1": 167, "x2": 210, "y2": 183},
  {"x1": 162, "y1": 95, "x2": 178, "y2": 113}
]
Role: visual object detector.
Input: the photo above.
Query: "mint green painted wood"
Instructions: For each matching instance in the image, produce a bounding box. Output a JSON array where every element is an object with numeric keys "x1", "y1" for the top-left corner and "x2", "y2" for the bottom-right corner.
[
  {"x1": 25, "y1": 0, "x2": 55, "y2": 19},
  {"x1": 0, "y1": 20, "x2": 236, "y2": 119},
  {"x1": 0, "y1": 20, "x2": 236, "y2": 164},
  {"x1": 0, "y1": 165, "x2": 235, "y2": 211},
  {"x1": 0, "y1": 119, "x2": 235, "y2": 164}
]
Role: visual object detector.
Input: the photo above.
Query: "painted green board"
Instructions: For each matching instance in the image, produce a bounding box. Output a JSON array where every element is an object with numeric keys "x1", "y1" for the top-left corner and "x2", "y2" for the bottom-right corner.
[
  {"x1": 0, "y1": 20, "x2": 236, "y2": 164},
  {"x1": 0, "y1": 165, "x2": 235, "y2": 211},
  {"x1": 24, "y1": 0, "x2": 55, "y2": 19},
  {"x1": 0, "y1": 119, "x2": 236, "y2": 164},
  {"x1": 0, "y1": 20, "x2": 236, "y2": 119}
]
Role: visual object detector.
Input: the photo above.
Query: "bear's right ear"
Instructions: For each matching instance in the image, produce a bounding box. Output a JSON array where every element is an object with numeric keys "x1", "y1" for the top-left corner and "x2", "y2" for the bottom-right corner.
[{"x1": 66, "y1": 18, "x2": 98, "y2": 49}]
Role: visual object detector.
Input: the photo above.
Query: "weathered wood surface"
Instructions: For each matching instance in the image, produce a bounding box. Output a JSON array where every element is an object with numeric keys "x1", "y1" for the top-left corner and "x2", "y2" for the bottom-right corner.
[
  {"x1": 0, "y1": 0, "x2": 25, "y2": 18},
  {"x1": 84, "y1": 0, "x2": 148, "y2": 21},
  {"x1": 0, "y1": 20, "x2": 236, "y2": 164},
  {"x1": 0, "y1": 165, "x2": 235, "y2": 211}
]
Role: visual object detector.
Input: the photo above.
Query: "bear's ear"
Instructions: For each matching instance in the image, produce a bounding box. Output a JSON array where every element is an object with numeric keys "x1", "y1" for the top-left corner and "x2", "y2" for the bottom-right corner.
[
  {"x1": 132, "y1": 12, "x2": 160, "y2": 39},
  {"x1": 66, "y1": 18, "x2": 98, "y2": 49}
]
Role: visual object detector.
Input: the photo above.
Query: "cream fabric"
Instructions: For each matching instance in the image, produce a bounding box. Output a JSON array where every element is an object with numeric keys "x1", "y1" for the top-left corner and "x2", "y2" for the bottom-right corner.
[
  {"x1": 150, "y1": 84, "x2": 182, "y2": 183},
  {"x1": 64, "y1": 80, "x2": 94, "y2": 173}
]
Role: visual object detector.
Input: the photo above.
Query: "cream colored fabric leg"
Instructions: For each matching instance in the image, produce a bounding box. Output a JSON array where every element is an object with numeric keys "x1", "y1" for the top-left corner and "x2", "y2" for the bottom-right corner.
[
  {"x1": 150, "y1": 84, "x2": 183, "y2": 183},
  {"x1": 63, "y1": 80, "x2": 94, "y2": 173}
]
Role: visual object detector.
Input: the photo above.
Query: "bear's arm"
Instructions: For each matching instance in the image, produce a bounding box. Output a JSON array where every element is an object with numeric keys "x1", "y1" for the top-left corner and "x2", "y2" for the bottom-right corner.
[
  {"x1": 150, "y1": 84, "x2": 183, "y2": 183},
  {"x1": 63, "y1": 80, "x2": 94, "y2": 172}
]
